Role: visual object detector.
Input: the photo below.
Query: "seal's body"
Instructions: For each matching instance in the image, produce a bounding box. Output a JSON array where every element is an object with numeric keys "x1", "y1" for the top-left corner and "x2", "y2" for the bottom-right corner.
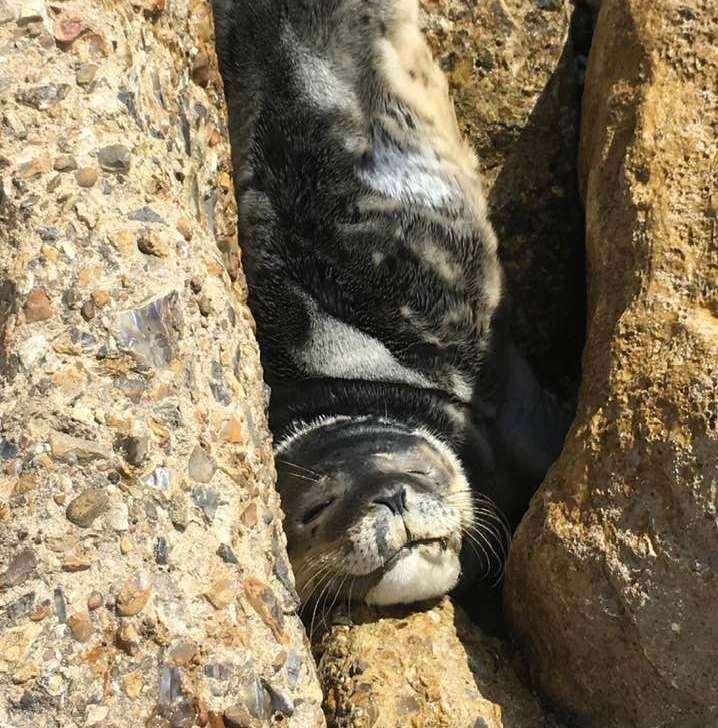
[{"x1": 214, "y1": 0, "x2": 570, "y2": 607}]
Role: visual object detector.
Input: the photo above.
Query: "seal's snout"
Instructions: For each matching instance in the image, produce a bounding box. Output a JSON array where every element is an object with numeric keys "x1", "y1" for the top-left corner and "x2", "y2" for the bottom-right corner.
[{"x1": 372, "y1": 485, "x2": 408, "y2": 516}]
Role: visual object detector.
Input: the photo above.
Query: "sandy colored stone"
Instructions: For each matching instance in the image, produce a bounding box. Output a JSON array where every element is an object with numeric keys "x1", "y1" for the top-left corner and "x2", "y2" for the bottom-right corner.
[
  {"x1": 75, "y1": 166, "x2": 98, "y2": 187},
  {"x1": 0, "y1": 7, "x2": 323, "y2": 722},
  {"x1": 23, "y1": 287, "x2": 53, "y2": 322},
  {"x1": 320, "y1": 599, "x2": 558, "y2": 728},
  {"x1": 67, "y1": 612, "x2": 94, "y2": 643},
  {"x1": 505, "y1": 1, "x2": 718, "y2": 726},
  {"x1": 205, "y1": 577, "x2": 235, "y2": 610},
  {"x1": 116, "y1": 573, "x2": 152, "y2": 616}
]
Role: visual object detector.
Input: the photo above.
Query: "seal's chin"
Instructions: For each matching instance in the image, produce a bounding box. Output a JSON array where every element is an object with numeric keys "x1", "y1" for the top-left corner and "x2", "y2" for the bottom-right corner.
[{"x1": 364, "y1": 541, "x2": 461, "y2": 606}]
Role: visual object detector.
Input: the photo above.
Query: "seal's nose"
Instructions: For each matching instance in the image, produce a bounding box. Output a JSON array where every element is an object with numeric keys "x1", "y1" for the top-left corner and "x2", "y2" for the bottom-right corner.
[{"x1": 373, "y1": 486, "x2": 408, "y2": 516}]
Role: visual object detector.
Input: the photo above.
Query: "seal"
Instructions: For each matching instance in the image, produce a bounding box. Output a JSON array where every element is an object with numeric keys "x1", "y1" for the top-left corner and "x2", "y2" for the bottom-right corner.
[{"x1": 213, "y1": 0, "x2": 571, "y2": 608}]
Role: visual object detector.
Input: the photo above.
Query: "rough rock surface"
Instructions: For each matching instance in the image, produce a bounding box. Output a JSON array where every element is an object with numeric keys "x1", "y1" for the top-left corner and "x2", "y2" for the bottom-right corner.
[
  {"x1": 0, "y1": 2, "x2": 324, "y2": 726},
  {"x1": 423, "y1": 0, "x2": 590, "y2": 395},
  {"x1": 505, "y1": 0, "x2": 718, "y2": 726},
  {"x1": 319, "y1": 599, "x2": 560, "y2": 728},
  {"x1": 317, "y1": 1, "x2": 586, "y2": 724}
]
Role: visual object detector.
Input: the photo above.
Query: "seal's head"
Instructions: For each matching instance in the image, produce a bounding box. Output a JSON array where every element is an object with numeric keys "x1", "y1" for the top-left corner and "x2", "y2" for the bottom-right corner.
[{"x1": 274, "y1": 415, "x2": 478, "y2": 607}]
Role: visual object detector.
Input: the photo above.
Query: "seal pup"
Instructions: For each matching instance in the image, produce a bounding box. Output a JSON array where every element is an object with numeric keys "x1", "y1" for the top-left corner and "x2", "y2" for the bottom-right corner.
[{"x1": 213, "y1": 0, "x2": 571, "y2": 608}]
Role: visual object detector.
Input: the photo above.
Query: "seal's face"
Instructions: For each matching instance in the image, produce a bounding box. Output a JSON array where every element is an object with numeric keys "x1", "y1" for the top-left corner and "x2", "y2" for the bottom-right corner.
[{"x1": 275, "y1": 416, "x2": 474, "y2": 607}]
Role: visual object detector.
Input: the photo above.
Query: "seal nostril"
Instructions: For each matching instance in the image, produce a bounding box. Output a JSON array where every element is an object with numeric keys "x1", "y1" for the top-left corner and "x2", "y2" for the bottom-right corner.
[{"x1": 373, "y1": 486, "x2": 407, "y2": 516}]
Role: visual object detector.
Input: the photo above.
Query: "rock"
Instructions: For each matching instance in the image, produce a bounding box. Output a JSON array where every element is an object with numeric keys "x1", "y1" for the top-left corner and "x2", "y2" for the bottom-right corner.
[
  {"x1": 168, "y1": 640, "x2": 198, "y2": 667},
  {"x1": 53, "y1": 154, "x2": 77, "y2": 172},
  {"x1": 75, "y1": 167, "x2": 98, "y2": 188},
  {"x1": 128, "y1": 206, "x2": 164, "y2": 224},
  {"x1": 16, "y1": 157, "x2": 51, "y2": 180},
  {"x1": 320, "y1": 599, "x2": 554, "y2": 727},
  {"x1": 188, "y1": 445, "x2": 216, "y2": 483},
  {"x1": 0, "y1": 547, "x2": 37, "y2": 589},
  {"x1": 52, "y1": 8, "x2": 86, "y2": 44},
  {"x1": 115, "y1": 292, "x2": 183, "y2": 369},
  {"x1": 192, "y1": 51, "x2": 210, "y2": 87},
  {"x1": 116, "y1": 572, "x2": 152, "y2": 616},
  {"x1": 197, "y1": 295, "x2": 212, "y2": 317},
  {"x1": 62, "y1": 551, "x2": 92, "y2": 571},
  {"x1": 244, "y1": 577, "x2": 285, "y2": 643},
  {"x1": 80, "y1": 299, "x2": 96, "y2": 320},
  {"x1": 192, "y1": 485, "x2": 219, "y2": 522},
  {"x1": 75, "y1": 63, "x2": 97, "y2": 87},
  {"x1": 116, "y1": 620, "x2": 141, "y2": 655},
  {"x1": 216, "y1": 543, "x2": 239, "y2": 565},
  {"x1": 24, "y1": 287, "x2": 53, "y2": 322},
  {"x1": 97, "y1": 143, "x2": 131, "y2": 174},
  {"x1": 67, "y1": 612, "x2": 93, "y2": 642},
  {"x1": 51, "y1": 432, "x2": 112, "y2": 463},
  {"x1": 120, "y1": 433, "x2": 149, "y2": 466},
  {"x1": 136, "y1": 229, "x2": 170, "y2": 257},
  {"x1": 16, "y1": 83, "x2": 69, "y2": 111},
  {"x1": 0, "y1": 0, "x2": 325, "y2": 723},
  {"x1": 204, "y1": 577, "x2": 235, "y2": 610},
  {"x1": 176, "y1": 216, "x2": 193, "y2": 240},
  {"x1": 87, "y1": 591, "x2": 103, "y2": 610},
  {"x1": 504, "y1": 1, "x2": 718, "y2": 726},
  {"x1": 65, "y1": 488, "x2": 110, "y2": 527}
]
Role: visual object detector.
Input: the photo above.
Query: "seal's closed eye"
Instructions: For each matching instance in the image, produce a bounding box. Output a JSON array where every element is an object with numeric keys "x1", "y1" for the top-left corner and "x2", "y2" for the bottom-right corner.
[{"x1": 301, "y1": 497, "x2": 336, "y2": 525}]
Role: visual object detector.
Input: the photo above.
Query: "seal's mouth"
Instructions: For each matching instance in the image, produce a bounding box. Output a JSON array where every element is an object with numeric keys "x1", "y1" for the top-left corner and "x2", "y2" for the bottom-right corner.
[{"x1": 381, "y1": 536, "x2": 450, "y2": 570}]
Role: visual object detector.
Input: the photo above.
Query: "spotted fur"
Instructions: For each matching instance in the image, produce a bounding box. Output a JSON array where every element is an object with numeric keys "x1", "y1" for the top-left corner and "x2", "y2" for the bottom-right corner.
[{"x1": 213, "y1": 0, "x2": 571, "y2": 607}]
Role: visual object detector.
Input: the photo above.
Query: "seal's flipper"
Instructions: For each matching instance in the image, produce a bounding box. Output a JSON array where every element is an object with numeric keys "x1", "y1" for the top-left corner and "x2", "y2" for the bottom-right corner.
[{"x1": 492, "y1": 342, "x2": 573, "y2": 487}]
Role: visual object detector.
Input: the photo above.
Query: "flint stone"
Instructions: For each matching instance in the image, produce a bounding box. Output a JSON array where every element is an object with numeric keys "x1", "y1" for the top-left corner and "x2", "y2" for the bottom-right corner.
[
  {"x1": 66, "y1": 488, "x2": 109, "y2": 527},
  {"x1": 188, "y1": 445, "x2": 216, "y2": 483},
  {"x1": 98, "y1": 143, "x2": 131, "y2": 174},
  {"x1": 50, "y1": 431, "x2": 112, "y2": 463},
  {"x1": 16, "y1": 83, "x2": 69, "y2": 111},
  {"x1": 0, "y1": 548, "x2": 37, "y2": 589},
  {"x1": 115, "y1": 291, "x2": 182, "y2": 369}
]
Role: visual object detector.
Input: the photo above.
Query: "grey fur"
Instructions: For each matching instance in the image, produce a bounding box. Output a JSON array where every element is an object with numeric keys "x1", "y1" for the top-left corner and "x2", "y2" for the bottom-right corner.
[{"x1": 213, "y1": 0, "x2": 571, "y2": 606}]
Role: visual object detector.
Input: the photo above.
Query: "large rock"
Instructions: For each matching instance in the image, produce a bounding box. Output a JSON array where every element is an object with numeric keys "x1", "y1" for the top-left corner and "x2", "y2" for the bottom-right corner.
[
  {"x1": 0, "y1": 1, "x2": 323, "y2": 725},
  {"x1": 505, "y1": 1, "x2": 718, "y2": 725},
  {"x1": 319, "y1": 599, "x2": 560, "y2": 728}
]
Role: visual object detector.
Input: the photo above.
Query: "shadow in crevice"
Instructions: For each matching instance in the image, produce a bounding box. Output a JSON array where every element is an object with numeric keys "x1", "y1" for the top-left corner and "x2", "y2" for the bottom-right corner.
[{"x1": 489, "y1": 4, "x2": 594, "y2": 404}]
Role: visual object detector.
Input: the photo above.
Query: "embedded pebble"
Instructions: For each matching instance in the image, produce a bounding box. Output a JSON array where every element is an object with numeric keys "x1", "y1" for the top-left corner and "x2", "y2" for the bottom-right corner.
[
  {"x1": 192, "y1": 485, "x2": 219, "y2": 522},
  {"x1": 106, "y1": 501, "x2": 129, "y2": 531},
  {"x1": 116, "y1": 572, "x2": 152, "y2": 616},
  {"x1": 80, "y1": 299, "x2": 96, "y2": 320},
  {"x1": 76, "y1": 63, "x2": 97, "y2": 87},
  {"x1": 128, "y1": 206, "x2": 164, "y2": 223},
  {"x1": 51, "y1": 431, "x2": 112, "y2": 463},
  {"x1": 0, "y1": 547, "x2": 37, "y2": 589},
  {"x1": 154, "y1": 536, "x2": 169, "y2": 565},
  {"x1": 24, "y1": 287, "x2": 53, "y2": 322},
  {"x1": 53, "y1": 154, "x2": 77, "y2": 172},
  {"x1": 116, "y1": 620, "x2": 140, "y2": 655},
  {"x1": 87, "y1": 591, "x2": 103, "y2": 610},
  {"x1": 121, "y1": 433, "x2": 149, "y2": 466},
  {"x1": 217, "y1": 543, "x2": 239, "y2": 565},
  {"x1": 137, "y1": 229, "x2": 170, "y2": 257},
  {"x1": 65, "y1": 488, "x2": 109, "y2": 527},
  {"x1": 16, "y1": 83, "x2": 69, "y2": 111},
  {"x1": 204, "y1": 577, "x2": 234, "y2": 610},
  {"x1": 98, "y1": 143, "x2": 131, "y2": 174},
  {"x1": 67, "y1": 612, "x2": 93, "y2": 642},
  {"x1": 188, "y1": 444, "x2": 216, "y2": 483},
  {"x1": 75, "y1": 166, "x2": 98, "y2": 188}
]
